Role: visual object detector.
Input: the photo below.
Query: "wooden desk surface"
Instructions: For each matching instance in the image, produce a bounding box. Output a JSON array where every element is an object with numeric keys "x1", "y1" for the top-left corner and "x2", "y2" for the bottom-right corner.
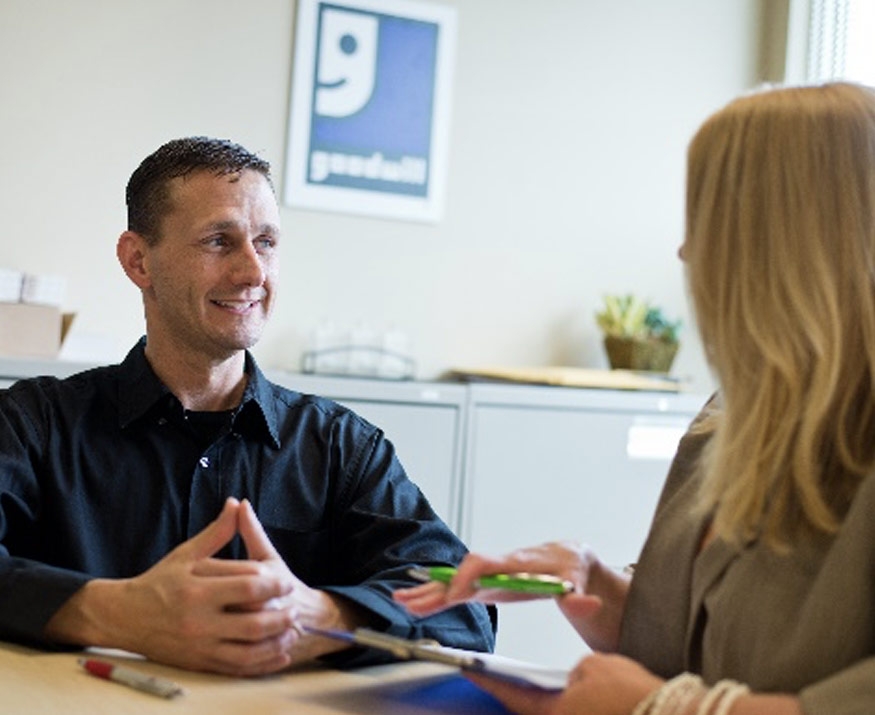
[{"x1": 0, "y1": 643, "x2": 509, "y2": 714}]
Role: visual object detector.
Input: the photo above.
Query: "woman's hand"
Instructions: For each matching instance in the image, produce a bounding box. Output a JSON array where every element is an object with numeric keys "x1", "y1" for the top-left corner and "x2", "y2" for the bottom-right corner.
[
  {"x1": 395, "y1": 541, "x2": 595, "y2": 611},
  {"x1": 465, "y1": 652, "x2": 662, "y2": 715},
  {"x1": 393, "y1": 541, "x2": 631, "y2": 652}
]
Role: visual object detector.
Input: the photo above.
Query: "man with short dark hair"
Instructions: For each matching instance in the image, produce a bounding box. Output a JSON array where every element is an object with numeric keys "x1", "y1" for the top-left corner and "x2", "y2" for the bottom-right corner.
[{"x1": 0, "y1": 136, "x2": 494, "y2": 675}]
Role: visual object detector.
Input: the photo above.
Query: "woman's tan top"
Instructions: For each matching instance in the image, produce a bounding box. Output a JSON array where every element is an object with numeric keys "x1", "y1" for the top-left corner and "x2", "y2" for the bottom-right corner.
[{"x1": 618, "y1": 418, "x2": 875, "y2": 714}]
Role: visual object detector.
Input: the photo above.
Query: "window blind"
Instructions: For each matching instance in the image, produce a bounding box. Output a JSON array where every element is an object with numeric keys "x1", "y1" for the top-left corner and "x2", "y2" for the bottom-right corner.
[{"x1": 786, "y1": 0, "x2": 875, "y2": 85}]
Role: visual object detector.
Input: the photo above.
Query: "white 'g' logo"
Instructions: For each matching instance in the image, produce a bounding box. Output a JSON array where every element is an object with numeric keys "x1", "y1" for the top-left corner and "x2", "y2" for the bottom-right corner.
[{"x1": 315, "y1": 9, "x2": 378, "y2": 118}]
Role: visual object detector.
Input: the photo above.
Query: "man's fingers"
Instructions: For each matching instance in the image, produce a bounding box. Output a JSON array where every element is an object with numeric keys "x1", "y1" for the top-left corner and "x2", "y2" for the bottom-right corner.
[
  {"x1": 238, "y1": 499, "x2": 281, "y2": 561},
  {"x1": 181, "y1": 497, "x2": 241, "y2": 560},
  {"x1": 196, "y1": 627, "x2": 299, "y2": 676},
  {"x1": 218, "y1": 607, "x2": 297, "y2": 642},
  {"x1": 192, "y1": 557, "x2": 264, "y2": 578},
  {"x1": 189, "y1": 572, "x2": 293, "y2": 610}
]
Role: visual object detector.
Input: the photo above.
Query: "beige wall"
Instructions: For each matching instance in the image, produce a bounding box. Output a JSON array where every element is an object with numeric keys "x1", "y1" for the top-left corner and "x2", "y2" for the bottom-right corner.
[{"x1": 0, "y1": 0, "x2": 775, "y2": 392}]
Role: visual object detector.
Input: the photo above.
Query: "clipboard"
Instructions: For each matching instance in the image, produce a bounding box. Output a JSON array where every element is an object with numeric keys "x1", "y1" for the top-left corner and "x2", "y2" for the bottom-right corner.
[{"x1": 304, "y1": 626, "x2": 570, "y2": 691}]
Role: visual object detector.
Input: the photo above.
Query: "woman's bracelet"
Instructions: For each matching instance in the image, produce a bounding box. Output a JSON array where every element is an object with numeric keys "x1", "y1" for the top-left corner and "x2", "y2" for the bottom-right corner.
[
  {"x1": 631, "y1": 673, "x2": 750, "y2": 715},
  {"x1": 631, "y1": 673, "x2": 702, "y2": 715},
  {"x1": 704, "y1": 680, "x2": 749, "y2": 715}
]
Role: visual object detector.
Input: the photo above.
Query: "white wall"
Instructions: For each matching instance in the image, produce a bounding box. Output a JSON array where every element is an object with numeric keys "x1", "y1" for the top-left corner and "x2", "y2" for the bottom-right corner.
[{"x1": 0, "y1": 0, "x2": 767, "y2": 393}]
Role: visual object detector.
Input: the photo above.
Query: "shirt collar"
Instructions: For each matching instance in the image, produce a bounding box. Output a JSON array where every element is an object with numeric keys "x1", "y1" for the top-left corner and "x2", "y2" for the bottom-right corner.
[
  {"x1": 117, "y1": 337, "x2": 280, "y2": 448},
  {"x1": 238, "y1": 353, "x2": 282, "y2": 449}
]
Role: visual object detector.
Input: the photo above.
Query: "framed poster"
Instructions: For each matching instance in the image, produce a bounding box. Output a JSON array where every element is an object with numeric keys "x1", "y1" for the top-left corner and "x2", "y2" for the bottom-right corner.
[{"x1": 284, "y1": 0, "x2": 457, "y2": 223}]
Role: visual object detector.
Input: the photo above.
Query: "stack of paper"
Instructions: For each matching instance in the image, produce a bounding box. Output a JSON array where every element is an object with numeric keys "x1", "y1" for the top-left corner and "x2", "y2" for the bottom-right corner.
[{"x1": 445, "y1": 365, "x2": 685, "y2": 392}]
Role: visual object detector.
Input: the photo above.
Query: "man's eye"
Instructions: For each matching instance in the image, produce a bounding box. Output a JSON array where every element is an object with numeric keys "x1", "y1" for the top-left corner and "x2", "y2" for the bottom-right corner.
[
  {"x1": 255, "y1": 237, "x2": 276, "y2": 251},
  {"x1": 205, "y1": 236, "x2": 228, "y2": 248}
]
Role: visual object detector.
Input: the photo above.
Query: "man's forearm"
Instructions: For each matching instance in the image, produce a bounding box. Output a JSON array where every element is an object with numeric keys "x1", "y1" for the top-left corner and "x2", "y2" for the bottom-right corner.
[
  {"x1": 0, "y1": 558, "x2": 92, "y2": 646},
  {"x1": 43, "y1": 578, "x2": 128, "y2": 648}
]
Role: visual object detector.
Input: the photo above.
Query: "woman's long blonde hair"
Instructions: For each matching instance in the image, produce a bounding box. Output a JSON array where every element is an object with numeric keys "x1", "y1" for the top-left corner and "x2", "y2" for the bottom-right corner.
[{"x1": 685, "y1": 82, "x2": 875, "y2": 548}]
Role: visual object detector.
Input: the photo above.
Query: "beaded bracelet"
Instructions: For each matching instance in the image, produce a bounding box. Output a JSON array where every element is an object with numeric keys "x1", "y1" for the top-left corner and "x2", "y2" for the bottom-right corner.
[
  {"x1": 708, "y1": 681, "x2": 750, "y2": 715},
  {"x1": 631, "y1": 674, "x2": 750, "y2": 715},
  {"x1": 697, "y1": 679, "x2": 735, "y2": 714},
  {"x1": 631, "y1": 683, "x2": 660, "y2": 715},
  {"x1": 631, "y1": 673, "x2": 704, "y2": 715}
]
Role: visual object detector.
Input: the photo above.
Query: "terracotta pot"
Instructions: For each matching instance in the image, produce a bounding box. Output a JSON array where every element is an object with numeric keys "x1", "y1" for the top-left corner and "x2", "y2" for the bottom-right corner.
[{"x1": 603, "y1": 336, "x2": 679, "y2": 372}]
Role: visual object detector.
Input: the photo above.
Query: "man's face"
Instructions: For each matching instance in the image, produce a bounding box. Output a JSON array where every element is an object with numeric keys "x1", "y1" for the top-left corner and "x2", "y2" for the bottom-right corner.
[{"x1": 141, "y1": 169, "x2": 280, "y2": 360}]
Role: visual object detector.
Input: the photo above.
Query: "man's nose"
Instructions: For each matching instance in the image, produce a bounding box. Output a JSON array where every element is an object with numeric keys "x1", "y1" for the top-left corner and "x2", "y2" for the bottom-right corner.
[{"x1": 233, "y1": 242, "x2": 267, "y2": 286}]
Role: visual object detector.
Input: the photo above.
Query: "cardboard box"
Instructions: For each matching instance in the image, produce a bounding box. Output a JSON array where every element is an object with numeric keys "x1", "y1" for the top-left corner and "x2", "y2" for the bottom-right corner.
[{"x1": 0, "y1": 303, "x2": 75, "y2": 358}]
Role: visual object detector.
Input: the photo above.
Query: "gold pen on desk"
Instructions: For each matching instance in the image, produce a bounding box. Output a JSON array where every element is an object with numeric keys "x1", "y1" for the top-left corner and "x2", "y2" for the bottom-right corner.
[{"x1": 78, "y1": 658, "x2": 184, "y2": 698}]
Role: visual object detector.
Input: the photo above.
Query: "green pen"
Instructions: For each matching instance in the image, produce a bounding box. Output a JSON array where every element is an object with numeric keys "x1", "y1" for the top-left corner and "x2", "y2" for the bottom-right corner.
[{"x1": 408, "y1": 566, "x2": 574, "y2": 596}]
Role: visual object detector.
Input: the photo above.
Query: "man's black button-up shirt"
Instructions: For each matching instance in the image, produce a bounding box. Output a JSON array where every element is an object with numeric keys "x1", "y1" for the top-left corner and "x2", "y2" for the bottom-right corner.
[{"x1": 0, "y1": 339, "x2": 495, "y2": 662}]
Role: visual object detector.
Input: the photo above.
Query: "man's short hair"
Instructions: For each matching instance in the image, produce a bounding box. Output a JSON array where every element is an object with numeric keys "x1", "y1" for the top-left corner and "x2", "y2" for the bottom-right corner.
[{"x1": 126, "y1": 136, "x2": 273, "y2": 242}]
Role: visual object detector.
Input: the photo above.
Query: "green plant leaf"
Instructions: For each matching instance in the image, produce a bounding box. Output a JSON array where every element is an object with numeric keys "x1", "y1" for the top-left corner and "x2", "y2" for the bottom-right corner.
[{"x1": 594, "y1": 294, "x2": 680, "y2": 343}]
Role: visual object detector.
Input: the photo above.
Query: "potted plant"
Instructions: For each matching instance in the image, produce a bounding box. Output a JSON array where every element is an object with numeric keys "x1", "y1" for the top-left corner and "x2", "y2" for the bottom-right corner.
[{"x1": 595, "y1": 294, "x2": 681, "y2": 372}]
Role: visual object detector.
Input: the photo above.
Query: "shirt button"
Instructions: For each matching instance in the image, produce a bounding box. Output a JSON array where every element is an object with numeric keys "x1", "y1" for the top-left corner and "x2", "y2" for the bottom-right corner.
[{"x1": 199, "y1": 456, "x2": 210, "y2": 468}]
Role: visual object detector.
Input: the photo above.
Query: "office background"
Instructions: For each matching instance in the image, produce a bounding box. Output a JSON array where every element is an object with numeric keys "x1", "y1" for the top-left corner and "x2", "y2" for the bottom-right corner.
[{"x1": 0, "y1": 0, "x2": 786, "y2": 393}]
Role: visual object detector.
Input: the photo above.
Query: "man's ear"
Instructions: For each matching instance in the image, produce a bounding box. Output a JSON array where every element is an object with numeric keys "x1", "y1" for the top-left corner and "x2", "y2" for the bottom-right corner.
[{"x1": 116, "y1": 230, "x2": 152, "y2": 289}]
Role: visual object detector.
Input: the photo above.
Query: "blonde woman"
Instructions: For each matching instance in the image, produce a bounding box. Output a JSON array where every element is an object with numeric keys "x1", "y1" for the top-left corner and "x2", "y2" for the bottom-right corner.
[{"x1": 396, "y1": 82, "x2": 875, "y2": 714}]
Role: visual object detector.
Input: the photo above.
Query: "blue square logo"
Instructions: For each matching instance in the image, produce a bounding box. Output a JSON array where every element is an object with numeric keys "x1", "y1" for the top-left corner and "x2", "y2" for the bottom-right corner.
[{"x1": 307, "y1": 3, "x2": 439, "y2": 197}]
